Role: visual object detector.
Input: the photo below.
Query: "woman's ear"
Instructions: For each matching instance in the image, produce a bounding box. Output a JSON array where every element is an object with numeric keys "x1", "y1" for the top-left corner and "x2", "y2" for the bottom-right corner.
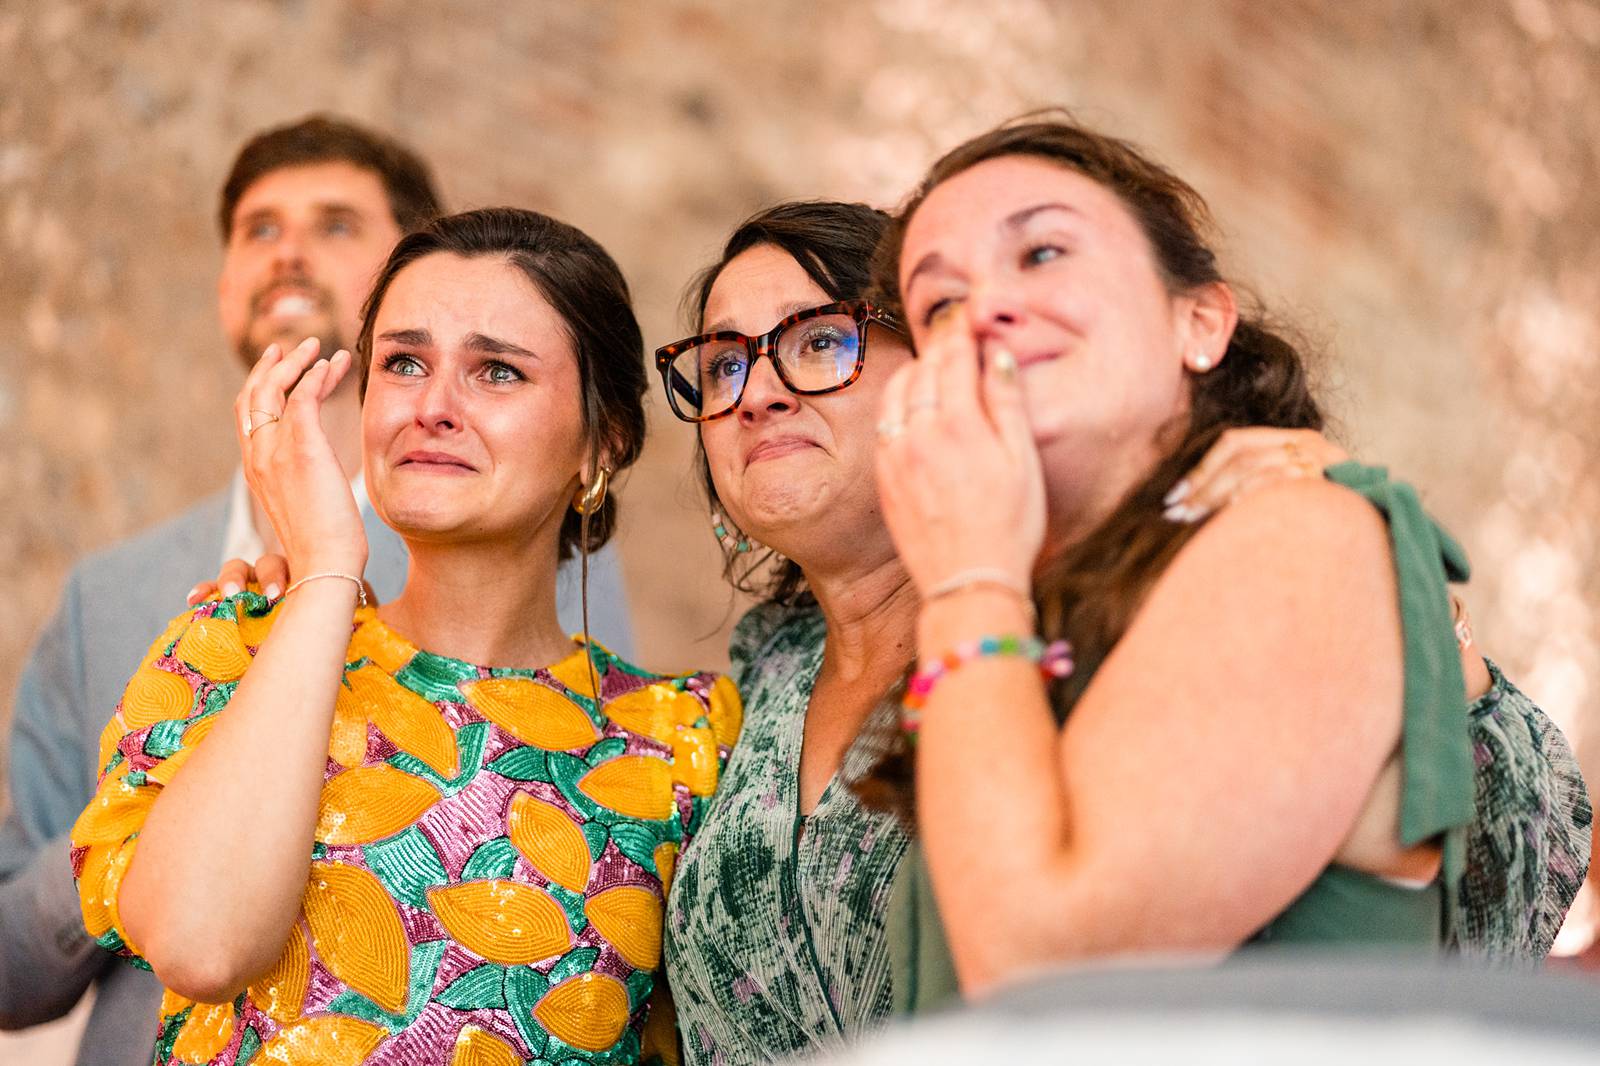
[{"x1": 1181, "y1": 280, "x2": 1238, "y2": 373}]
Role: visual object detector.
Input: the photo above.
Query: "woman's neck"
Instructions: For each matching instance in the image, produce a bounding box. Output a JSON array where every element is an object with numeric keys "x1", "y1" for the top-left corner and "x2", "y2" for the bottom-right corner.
[
  {"x1": 380, "y1": 534, "x2": 571, "y2": 669},
  {"x1": 1037, "y1": 430, "x2": 1167, "y2": 567},
  {"x1": 805, "y1": 552, "x2": 919, "y2": 683}
]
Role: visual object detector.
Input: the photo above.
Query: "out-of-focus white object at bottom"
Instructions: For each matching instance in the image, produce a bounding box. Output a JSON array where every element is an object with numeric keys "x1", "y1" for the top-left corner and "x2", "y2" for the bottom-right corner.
[{"x1": 806, "y1": 954, "x2": 1600, "y2": 1066}]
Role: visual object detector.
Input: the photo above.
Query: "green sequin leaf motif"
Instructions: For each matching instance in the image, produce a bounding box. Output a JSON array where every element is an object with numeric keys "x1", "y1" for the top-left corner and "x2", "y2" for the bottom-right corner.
[
  {"x1": 364, "y1": 826, "x2": 449, "y2": 910},
  {"x1": 438, "y1": 963, "x2": 508, "y2": 1010},
  {"x1": 462, "y1": 836, "x2": 519, "y2": 881},
  {"x1": 395, "y1": 653, "x2": 482, "y2": 704},
  {"x1": 488, "y1": 746, "x2": 550, "y2": 782},
  {"x1": 505, "y1": 965, "x2": 552, "y2": 1058}
]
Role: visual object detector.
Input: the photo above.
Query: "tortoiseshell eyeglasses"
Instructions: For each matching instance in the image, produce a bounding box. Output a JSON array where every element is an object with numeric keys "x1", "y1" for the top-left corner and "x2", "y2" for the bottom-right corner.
[{"x1": 655, "y1": 300, "x2": 903, "y2": 423}]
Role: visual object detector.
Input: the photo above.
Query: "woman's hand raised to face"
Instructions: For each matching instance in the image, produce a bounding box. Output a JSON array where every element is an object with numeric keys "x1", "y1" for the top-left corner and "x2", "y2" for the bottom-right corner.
[
  {"x1": 233, "y1": 338, "x2": 369, "y2": 580},
  {"x1": 874, "y1": 309, "x2": 1047, "y2": 599}
]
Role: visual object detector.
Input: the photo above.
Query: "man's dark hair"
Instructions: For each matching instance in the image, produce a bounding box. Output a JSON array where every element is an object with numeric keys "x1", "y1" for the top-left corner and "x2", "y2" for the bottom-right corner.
[{"x1": 218, "y1": 115, "x2": 443, "y2": 239}]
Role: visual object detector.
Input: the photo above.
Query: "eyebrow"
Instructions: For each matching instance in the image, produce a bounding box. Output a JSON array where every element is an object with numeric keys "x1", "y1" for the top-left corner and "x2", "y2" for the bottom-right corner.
[
  {"x1": 465, "y1": 332, "x2": 539, "y2": 361},
  {"x1": 375, "y1": 328, "x2": 540, "y2": 362},
  {"x1": 903, "y1": 202, "x2": 1083, "y2": 293},
  {"x1": 236, "y1": 200, "x2": 366, "y2": 223},
  {"x1": 377, "y1": 328, "x2": 433, "y2": 346},
  {"x1": 704, "y1": 299, "x2": 824, "y2": 336},
  {"x1": 1003, "y1": 201, "x2": 1082, "y2": 231}
]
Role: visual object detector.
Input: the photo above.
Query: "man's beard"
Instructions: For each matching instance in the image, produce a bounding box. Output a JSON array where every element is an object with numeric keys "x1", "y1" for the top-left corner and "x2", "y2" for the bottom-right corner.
[{"x1": 236, "y1": 277, "x2": 347, "y2": 365}]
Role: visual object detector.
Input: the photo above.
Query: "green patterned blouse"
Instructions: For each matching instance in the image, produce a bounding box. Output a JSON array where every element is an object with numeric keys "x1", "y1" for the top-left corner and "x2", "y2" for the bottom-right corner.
[{"x1": 664, "y1": 603, "x2": 909, "y2": 1064}]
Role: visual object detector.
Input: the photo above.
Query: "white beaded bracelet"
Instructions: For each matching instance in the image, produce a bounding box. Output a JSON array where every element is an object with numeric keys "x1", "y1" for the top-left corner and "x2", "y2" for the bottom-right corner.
[{"x1": 284, "y1": 571, "x2": 368, "y2": 607}]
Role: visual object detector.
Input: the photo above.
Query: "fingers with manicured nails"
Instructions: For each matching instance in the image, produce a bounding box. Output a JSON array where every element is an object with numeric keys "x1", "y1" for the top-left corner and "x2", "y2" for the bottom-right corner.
[
  {"x1": 981, "y1": 345, "x2": 1033, "y2": 457},
  {"x1": 932, "y1": 314, "x2": 983, "y2": 419},
  {"x1": 186, "y1": 581, "x2": 217, "y2": 606},
  {"x1": 255, "y1": 554, "x2": 291, "y2": 600},
  {"x1": 1165, "y1": 438, "x2": 1318, "y2": 523},
  {"x1": 251, "y1": 337, "x2": 321, "y2": 425},
  {"x1": 1168, "y1": 427, "x2": 1350, "y2": 521},
  {"x1": 285, "y1": 358, "x2": 332, "y2": 431},
  {"x1": 317, "y1": 349, "x2": 352, "y2": 403},
  {"x1": 217, "y1": 557, "x2": 254, "y2": 598}
]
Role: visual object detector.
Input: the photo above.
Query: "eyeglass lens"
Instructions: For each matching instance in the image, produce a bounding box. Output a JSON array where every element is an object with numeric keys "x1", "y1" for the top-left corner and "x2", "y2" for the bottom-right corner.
[{"x1": 667, "y1": 311, "x2": 861, "y2": 418}]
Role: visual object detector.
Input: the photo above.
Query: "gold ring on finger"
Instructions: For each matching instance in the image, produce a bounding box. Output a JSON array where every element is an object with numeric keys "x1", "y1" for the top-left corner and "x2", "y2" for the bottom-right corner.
[{"x1": 245, "y1": 411, "x2": 281, "y2": 437}]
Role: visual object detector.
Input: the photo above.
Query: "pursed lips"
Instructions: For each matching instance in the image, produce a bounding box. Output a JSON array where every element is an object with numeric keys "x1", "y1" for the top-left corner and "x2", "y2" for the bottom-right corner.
[
  {"x1": 743, "y1": 436, "x2": 818, "y2": 465},
  {"x1": 398, "y1": 450, "x2": 477, "y2": 472}
]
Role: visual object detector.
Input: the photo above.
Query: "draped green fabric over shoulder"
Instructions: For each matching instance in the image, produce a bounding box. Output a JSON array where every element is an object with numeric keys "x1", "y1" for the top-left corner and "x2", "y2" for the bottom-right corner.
[{"x1": 886, "y1": 461, "x2": 1479, "y2": 1016}]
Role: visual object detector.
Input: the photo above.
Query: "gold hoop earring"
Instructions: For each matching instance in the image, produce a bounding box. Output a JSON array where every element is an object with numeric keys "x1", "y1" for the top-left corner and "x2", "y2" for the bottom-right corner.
[{"x1": 573, "y1": 466, "x2": 612, "y2": 515}]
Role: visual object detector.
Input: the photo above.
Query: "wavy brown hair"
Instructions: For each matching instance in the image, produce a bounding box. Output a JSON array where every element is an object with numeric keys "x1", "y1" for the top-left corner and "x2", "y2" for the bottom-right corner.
[{"x1": 857, "y1": 114, "x2": 1326, "y2": 822}]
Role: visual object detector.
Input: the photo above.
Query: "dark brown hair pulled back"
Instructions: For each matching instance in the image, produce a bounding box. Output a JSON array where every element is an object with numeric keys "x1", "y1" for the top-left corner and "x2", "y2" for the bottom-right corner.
[
  {"x1": 859, "y1": 113, "x2": 1326, "y2": 822},
  {"x1": 686, "y1": 200, "x2": 893, "y2": 607},
  {"x1": 355, "y1": 206, "x2": 648, "y2": 563}
]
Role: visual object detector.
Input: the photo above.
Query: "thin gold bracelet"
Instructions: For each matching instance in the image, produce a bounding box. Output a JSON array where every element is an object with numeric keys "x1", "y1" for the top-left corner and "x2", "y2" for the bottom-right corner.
[
  {"x1": 284, "y1": 571, "x2": 367, "y2": 607},
  {"x1": 925, "y1": 568, "x2": 1036, "y2": 622}
]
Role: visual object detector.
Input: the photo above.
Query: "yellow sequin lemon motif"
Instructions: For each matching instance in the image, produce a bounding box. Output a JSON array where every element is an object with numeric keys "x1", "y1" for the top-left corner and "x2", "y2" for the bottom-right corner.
[
  {"x1": 173, "y1": 616, "x2": 252, "y2": 683},
  {"x1": 72, "y1": 764, "x2": 156, "y2": 848},
  {"x1": 461, "y1": 677, "x2": 597, "y2": 751},
  {"x1": 428, "y1": 880, "x2": 571, "y2": 965},
  {"x1": 76, "y1": 841, "x2": 125, "y2": 940},
  {"x1": 316, "y1": 764, "x2": 441, "y2": 845},
  {"x1": 578, "y1": 756, "x2": 674, "y2": 820},
  {"x1": 344, "y1": 665, "x2": 458, "y2": 777},
  {"x1": 654, "y1": 842, "x2": 678, "y2": 893},
  {"x1": 348, "y1": 611, "x2": 418, "y2": 674},
  {"x1": 302, "y1": 862, "x2": 410, "y2": 1014},
  {"x1": 603, "y1": 685, "x2": 701, "y2": 745},
  {"x1": 170, "y1": 1000, "x2": 235, "y2": 1064},
  {"x1": 584, "y1": 885, "x2": 663, "y2": 970},
  {"x1": 118, "y1": 666, "x2": 196, "y2": 731},
  {"x1": 449, "y1": 1024, "x2": 522, "y2": 1066},
  {"x1": 533, "y1": 972, "x2": 631, "y2": 1053},
  {"x1": 707, "y1": 674, "x2": 744, "y2": 748},
  {"x1": 139, "y1": 613, "x2": 193, "y2": 671},
  {"x1": 548, "y1": 650, "x2": 601, "y2": 699},
  {"x1": 640, "y1": 986, "x2": 681, "y2": 1066},
  {"x1": 671, "y1": 723, "x2": 721, "y2": 798},
  {"x1": 256, "y1": 1016, "x2": 387, "y2": 1066},
  {"x1": 234, "y1": 600, "x2": 280, "y2": 650},
  {"x1": 507, "y1": 792, "x2": 591, "y2": 892},
  {"x1": 248, "y1": 922, "x2": 311, "y2": 1026}
]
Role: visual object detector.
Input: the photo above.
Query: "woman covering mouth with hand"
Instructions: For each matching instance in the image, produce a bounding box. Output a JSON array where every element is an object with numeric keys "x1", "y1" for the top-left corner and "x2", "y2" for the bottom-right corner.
[{"x1": 867, "y1": 115, "x2": 1586, "y2": 1007}]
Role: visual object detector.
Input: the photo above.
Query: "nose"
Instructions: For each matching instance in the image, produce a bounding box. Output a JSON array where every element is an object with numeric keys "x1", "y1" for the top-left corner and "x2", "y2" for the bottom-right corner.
[
  {"x1": 269, "y1": 224, "x2": 309, "y2": 273},
  {"x1": 735, "y1": 350, "x2": 796, "y2": 424},
  {"x1": 964, "y1": 279, "x2": 1026, "y2": 343},
  {"x1": 415, "y1": 370, "x2": 461, "y2": 432}
]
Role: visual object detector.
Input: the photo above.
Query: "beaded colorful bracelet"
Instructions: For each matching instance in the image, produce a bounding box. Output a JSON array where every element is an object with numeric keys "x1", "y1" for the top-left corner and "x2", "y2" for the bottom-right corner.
[{"x1": 901, "y1": 634, "x2": 1074, "y2": 739}]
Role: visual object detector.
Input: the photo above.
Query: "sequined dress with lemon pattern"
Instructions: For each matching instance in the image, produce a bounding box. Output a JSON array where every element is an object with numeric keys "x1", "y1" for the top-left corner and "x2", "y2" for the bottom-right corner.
[{"x1": 71, "y1": 593, "x2": 740, "y2": 1066}]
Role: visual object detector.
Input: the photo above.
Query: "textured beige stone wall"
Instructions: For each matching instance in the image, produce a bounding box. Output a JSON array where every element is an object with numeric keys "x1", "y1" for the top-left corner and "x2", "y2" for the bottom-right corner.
[{"x1": 3, "y1": 0, "x2": 1597, "y2": 1056}]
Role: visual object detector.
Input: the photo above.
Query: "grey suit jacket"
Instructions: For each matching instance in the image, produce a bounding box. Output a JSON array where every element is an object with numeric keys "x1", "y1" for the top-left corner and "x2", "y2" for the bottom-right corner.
[{"x1": 0, "y1": 487, "x2": 633, "y2": 1065}]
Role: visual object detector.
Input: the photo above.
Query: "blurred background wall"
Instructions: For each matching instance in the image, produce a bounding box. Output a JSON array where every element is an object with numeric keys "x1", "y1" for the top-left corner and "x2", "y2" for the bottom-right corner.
[{"x1": 2, "y1": 0, "x2": 1597, "y2": 1060}]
